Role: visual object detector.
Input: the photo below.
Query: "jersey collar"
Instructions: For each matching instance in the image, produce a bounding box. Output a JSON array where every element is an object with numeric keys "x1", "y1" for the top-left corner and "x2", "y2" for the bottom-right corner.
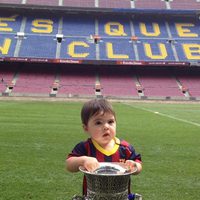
[{"x1": 91, "y1": 137, "x2": 120, "y2": 156}]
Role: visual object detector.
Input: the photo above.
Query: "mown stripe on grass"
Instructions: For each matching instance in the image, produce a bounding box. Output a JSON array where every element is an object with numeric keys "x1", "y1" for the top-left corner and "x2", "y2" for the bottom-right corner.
[{"x1": 123, "y1": 103, "x2": 200, "y2": 128}]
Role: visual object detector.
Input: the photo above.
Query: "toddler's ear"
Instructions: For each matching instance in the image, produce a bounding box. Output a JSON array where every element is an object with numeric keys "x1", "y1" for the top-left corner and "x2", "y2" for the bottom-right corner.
[{"x1": 82, "y1": 124, "x2": 88, "y2": 132}]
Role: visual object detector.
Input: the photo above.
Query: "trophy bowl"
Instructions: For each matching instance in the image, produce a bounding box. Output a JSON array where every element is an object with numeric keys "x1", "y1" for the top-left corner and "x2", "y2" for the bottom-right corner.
[{"x1": 79, "y1": 162, "x2": 136, "y2": 200}]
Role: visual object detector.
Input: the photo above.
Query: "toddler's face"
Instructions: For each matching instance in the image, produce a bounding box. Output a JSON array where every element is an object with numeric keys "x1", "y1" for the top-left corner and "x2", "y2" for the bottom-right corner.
[{"x1": 83, "y1": 112, "x2": 116, "y2": 148}]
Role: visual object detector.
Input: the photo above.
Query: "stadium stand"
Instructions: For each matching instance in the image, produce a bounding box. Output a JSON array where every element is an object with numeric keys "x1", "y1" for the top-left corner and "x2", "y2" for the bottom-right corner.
[
  {"x1": 1, "y1": 12, "x2": 199, "y2": 62},
  {"x1": 170, "y1": 0, "x2": 200, "y2": 10},
  {"x1": 57, "y1": 66, "x2": 96, "y2": 97},
  {"x1": 19, "y1": 36, "x2": 57, "y2": 58},
  {"x1": 0, "y1": 0, "x2": 22, "y2": 3},
  {"x1": 0, "y1": 0, "x2": 200, "y2": 100},
  {"x1": 1, "y1": 0, "x2": 200, "y2": 10},
  {"x1": 62, "y1": 15, "x2": 95, "y2": 36},
  {"x1": 63, "y1": 0, "x2": 95, "y2": 8},
  {"x1": 26, "y1": 0, "x2": 59, "y2": 6},
  {"x1": 175, "y1": 69, "x2": 200, "y2": 97},
  {"x1": 98, "y1": 67, "x2": 139, "y2": 98},
  {"x1": 98, "y1": 0, "x2": 131, "y2": 9},
  {"x1": 0, "y1": 65, "x2": 16, "y2": 94},
  {"x1": 134, "y1": 0, "x2": 167, "y2": 9},
  {"x1": 0, "y1": 70, "x2": 13, "y2": 93},
  {"x1": 12, "y1": 64, "x2": 56, "y2": 96},
  {"x1": 136, "y1": 68, "x2": 184, "y2": 99}
]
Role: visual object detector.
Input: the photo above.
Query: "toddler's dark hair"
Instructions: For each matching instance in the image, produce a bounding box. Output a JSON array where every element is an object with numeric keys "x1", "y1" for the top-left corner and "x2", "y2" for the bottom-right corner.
[{"x1": 81, "y1": 98, "x2": 116, "y2": 125}]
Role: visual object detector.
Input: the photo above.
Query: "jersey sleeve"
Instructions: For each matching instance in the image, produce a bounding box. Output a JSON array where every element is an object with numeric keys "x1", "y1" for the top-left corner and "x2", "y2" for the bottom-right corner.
[
  {"x1": 127, "y1": 145, "x2": 142, "y2": 163},
  {"x1": 67, "y1": 141, "x2": 87, "y2": 159},
  {"x1": 120, "y1": 140, "x2": 142, "y2": 163}
]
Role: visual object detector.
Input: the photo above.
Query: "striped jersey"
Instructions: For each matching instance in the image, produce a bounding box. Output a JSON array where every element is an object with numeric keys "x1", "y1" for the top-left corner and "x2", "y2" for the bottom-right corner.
[{"x1": 67, "y1": 137, "x2": 142, "y2": 195}]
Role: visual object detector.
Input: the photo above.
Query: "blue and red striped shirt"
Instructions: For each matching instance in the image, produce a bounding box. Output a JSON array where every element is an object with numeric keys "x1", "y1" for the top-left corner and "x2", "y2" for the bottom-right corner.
[{"x1": 67, "y1": 137, "x2": 141, "y2": 195}]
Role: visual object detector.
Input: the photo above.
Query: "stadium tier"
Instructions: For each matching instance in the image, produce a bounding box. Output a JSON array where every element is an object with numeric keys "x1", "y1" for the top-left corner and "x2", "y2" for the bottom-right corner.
[
  {"x1": 0, "y1": 13, "x2": 200, "y2": 64},
  {"x1": 1, "y1": 62, "x2": 200, "y2": 99},
  {"x1": 0, "y1": 0, "x2": 200, "y2": 10},
  {"x1": 136, "y1": 68, "x2": 184, "y2": 97},
  {"x1": 175, "y1": 69, "x2": 200, "y2": 97},
  {"x1": 98, "y1": 67, "x2": 139, "y2": 97},
  {"x1": 0, "y1": 66, "x2": 15, "y2": 93},
  {"x1": 134, "y1": 0, "x2": 166, "y2": 9},
  {"x1": 170, "y1": 0, "x2": 200, "y2": 10},
  {"x1": 12, "y1": 65, "x2": 56, "y2": 96},
  {"x1": 57, "y1": 66, "x2": 96, "y2": 97}
]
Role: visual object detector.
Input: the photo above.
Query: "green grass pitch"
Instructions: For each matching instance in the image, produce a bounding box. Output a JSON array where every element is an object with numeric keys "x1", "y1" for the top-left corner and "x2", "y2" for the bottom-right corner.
[{"x1": 0, "y1": 100, "x2": 200, "y2": 200}]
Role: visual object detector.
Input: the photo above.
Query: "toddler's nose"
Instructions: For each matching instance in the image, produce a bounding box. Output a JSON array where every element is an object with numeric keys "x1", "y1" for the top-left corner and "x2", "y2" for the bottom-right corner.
[{"x1": 103, "y1": 123, "x2": 109, "y2": 130}]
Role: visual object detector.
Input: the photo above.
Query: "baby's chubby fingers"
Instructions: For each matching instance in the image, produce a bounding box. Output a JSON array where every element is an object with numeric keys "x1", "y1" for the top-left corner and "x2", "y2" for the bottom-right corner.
[
  {"x1": 83, "y1": 157, "x2": 100, "y2": 172},
  {"x1": 125, "y1": 160, "x2": 137, "y2": 172}
]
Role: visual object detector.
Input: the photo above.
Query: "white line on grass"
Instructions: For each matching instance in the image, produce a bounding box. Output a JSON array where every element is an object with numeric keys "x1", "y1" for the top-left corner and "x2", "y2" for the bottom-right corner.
[{"x1": 123, "y1": 103, "x2": 200, "y2": 128}]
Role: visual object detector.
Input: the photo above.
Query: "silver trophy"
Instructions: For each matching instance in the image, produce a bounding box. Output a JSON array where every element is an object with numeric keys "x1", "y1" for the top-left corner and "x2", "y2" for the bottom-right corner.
[{"x1": 72, "y1": 162, "x2": 140, "y2": 200}]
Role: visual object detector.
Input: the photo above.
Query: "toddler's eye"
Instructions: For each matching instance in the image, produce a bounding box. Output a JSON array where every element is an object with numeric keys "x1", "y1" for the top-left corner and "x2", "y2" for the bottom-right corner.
[
  {"x1": 95, "y1": 121, "x2": 102, "y2": 125},
  {"x1": 108, "y1": 120, "x2": 115, "y2": 124}
]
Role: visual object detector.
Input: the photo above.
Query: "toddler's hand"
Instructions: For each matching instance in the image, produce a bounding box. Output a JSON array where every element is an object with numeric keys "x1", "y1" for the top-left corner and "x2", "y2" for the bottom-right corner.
[
  {"x1": 83, "y1": 157, "x2": 99, "y2": 172},
  {"x1": 125, "y1": 160, "x2": 137, "y2": 173}
]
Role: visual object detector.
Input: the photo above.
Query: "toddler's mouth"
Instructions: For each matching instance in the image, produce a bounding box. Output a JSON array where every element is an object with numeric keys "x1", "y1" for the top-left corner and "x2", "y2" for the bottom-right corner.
[{"x1": 103, "y1": 133, "x2": 110, "y2": 137}]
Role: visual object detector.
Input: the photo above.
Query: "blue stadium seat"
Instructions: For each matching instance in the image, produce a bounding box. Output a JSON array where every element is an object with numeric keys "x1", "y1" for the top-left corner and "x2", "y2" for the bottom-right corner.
[
  {"x1": 99, "y1": 38, "x2": 135, "y2": 60},
  {"x1": 62, "y1": 15, "x2": 95, "y2": 37},
  {"x1": 24, "y1": 16, "x2": 59, "y2": 35},
  {"x1": 0, "y1": 14, "x2": 22, "y2": 34},
  {"x1": 98, "y1": 16, "x2": 131, "y2": 37},
  {"x1": 60, "y1": 37, "x2": 96, "y2": 60},
  {"x1": 175, "y1": 40, "x2": 200, "y2": 61},
  {"x1": 168, "y1": 16, "x2": 200, "y2": 39},
  {"x1": 137, "y1": 39, "x2": 175, "y2": 61},
  {"x1": 0, "y1": 34, "x2": 17, "y2": 57},
  {"x1": 0, "y1": 12, "x2": 199, "y2": 63},
  {"x1": 18, "y1": 35, "x2": 57, "y2": 58},
  {"x1": 133, "y1": 17, "x2": 168, "y2": 39}
]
